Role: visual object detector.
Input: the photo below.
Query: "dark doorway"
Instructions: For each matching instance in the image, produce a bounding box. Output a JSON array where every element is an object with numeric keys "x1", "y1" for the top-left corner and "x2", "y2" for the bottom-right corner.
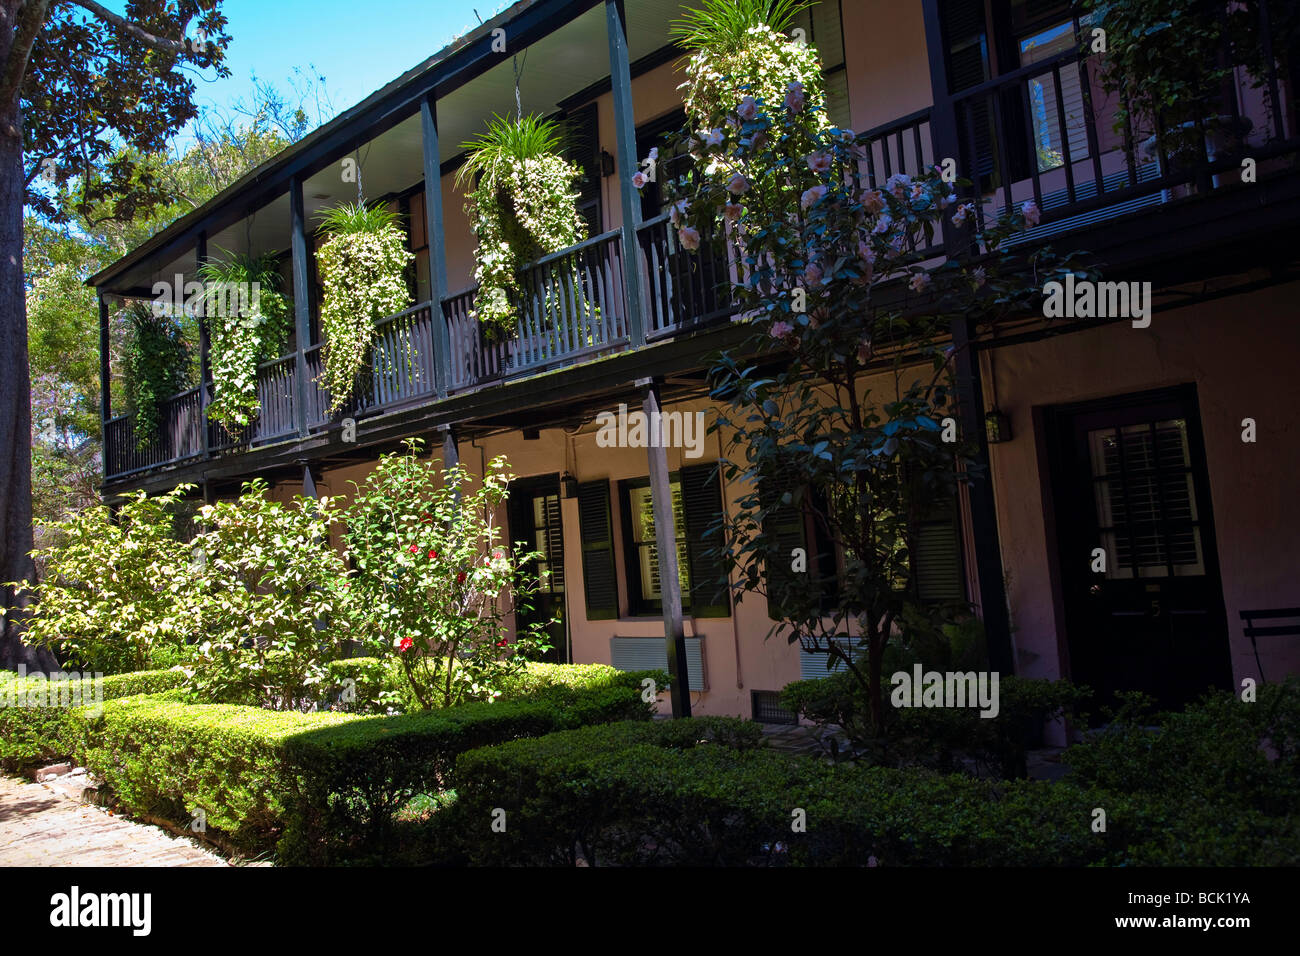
[
  {"x1": 1046, "y1": 386, "x2": 1232, "y2": 712},
  {"x1": 507, "y1": 474, "x2": 569, "y2": 663}
]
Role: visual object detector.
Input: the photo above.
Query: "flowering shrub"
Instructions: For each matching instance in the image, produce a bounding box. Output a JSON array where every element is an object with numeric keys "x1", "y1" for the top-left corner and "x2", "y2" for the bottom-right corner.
[
  {"x1": 5, "y1": 485, "x2": 197, "y2": 673},
  {"x1": 459, "y1": 115, "x2": 587, "y2": 337},
  {"x1": 344, "y1": 440, "x2": 552, "y2": 709},
  {"x1": 199, "y1": 252, "x2": 293, "y2": 432},
  {"x1": 659, "y1": 8, "x2": 1092, "y2": 734},
  {"x1": 122, "y1": 301, "x2": 193, "y2": 448},
  {"x1": 315, "y1": 202, "x2": 413, "y2": 414},
  {"x1": 185, "y1": 480, "x2": 351, "y2": 710}
]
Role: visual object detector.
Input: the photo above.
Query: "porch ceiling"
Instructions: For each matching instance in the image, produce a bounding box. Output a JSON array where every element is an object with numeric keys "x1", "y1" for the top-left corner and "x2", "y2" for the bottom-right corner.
[{"x1": 99, "y1": 0, "x2": 684, "y2": 298}]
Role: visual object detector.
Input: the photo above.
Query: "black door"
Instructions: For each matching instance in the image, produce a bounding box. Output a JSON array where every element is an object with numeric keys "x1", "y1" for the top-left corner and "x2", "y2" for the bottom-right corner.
[
  {"x1": 1047, "y1": 386, "x2": 1232, "y2": 712},
  {"x1": 507, "y1": 475, "x2": 568, "y2": 663}
]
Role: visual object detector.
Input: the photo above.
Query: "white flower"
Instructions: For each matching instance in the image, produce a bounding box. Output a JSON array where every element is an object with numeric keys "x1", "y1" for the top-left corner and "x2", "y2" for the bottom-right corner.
[
  {"x1": 648, "y1": 147, "x2": 659, "y2": 161},
  {"x1": 737, "y1": 95, "x2": 759, "y2": 121},
  {"x1": 806, "y1": 151, "x2": 832, "y2": 175},
  {"x1": 669, "y1": 198, "x2": 689, "y2": 226},
  {"x1": 726, "y1": 173, "x2": 750, "y2": 196},
  {"x1": 800, "y1": 185, "x2": 828, "y2": 210},
  {"x1": 1022, "y1": 199, "x2": 1041, "y2": 226},
  {"x1": 951, "y1": 203, "x2": 974, "y2": 228},
  {"x1": 909, "y1": 272, "x2": 931, "y2": 293},
  {"x1": 705, "y1": 128, "x2": 725, "y2": 148},
  {"x1": 723, "y1": 203, "x2": 743, "y2": 222}
]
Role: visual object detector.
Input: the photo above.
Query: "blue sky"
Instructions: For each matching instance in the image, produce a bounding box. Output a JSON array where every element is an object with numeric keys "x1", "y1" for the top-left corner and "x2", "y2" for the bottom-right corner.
[{"x1": 184, "y1": 0, "x2": 513, "y2": 137}]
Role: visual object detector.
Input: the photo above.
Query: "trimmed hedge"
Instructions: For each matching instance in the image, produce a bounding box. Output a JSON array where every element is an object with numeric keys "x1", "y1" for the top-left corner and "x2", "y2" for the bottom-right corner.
[
  {"x1": 77, "y1": 676, "x2": 654, "y2": 862},
  {"x1": 0, "y1": 668, "x2": 185, "y2": 770},
  {"x1": 445, "y1": 715, "x2": 1300, "y2": 866}
]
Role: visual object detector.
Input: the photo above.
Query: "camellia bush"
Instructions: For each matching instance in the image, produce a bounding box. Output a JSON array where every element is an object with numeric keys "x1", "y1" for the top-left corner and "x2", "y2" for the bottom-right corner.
[
  {"x1": 185, "y1": 480, "x2": 351, "y2": 710},
  {"x1": 458, "y1": 114, "x2": 587, "y2": 338},
  {"x1": 198, "y1": 251, "x2": 293, "y2": 432},
  {"x1": 656, "y1": 3, "x2": 1093, "y2": 736},
  {"x1": 344, "y1": 439, "x2": 552, "y2": 709},
  {"x1": 315, "y1": 202, "x2": 413, "y2": 413},
  {"x1": 3, "y1": 485, "x2": 197, "y2": 673}
]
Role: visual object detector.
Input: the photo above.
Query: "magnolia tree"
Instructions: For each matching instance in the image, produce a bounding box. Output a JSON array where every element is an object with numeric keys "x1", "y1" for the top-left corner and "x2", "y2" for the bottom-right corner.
[
  {"x1": 654, "y1": 6, "x2": 1090, "y2": 735},
  {"x1": 186, "y1": 480, "x2": 350, "y2": 710},
  {"x1": 3, "y1": 485, "x2": 197, "y2": 674},
  {"x1": 344, "y1": 440, "x2": 552, "y2": 709}
]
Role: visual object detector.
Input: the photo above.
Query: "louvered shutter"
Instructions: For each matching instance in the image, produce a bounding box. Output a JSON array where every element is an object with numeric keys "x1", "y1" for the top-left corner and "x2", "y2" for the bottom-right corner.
[
  {"x1": 761, "y1": 473, "x2": 809, "y2": 620},
  {"x1": 578, "y1": 480, "x2": 618, "y2": 620},
  {"x1": 913, "y1": 491, "x2": 966, "y2": 603},
  {"x1": 680, "y1": 463, "x2": 730, "y2": 618}
]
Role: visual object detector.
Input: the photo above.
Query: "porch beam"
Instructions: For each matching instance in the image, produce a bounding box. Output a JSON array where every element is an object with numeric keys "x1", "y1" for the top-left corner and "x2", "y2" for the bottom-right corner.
[
  {"x1": 421, "y1": 93, "x2": 451, "y2": 398},
  {"x1": 290, "y1": 176, "x2": 312, "y2": 438},
  {"x1": 605, "y1": 0, "x2": 647, "y2": 348},
  {"x1": 951, "y1": 315, "x2": 1015, "y2": 675},
  {"x1": 639, "y1": 377, "x2": 691, "y2": 717}
]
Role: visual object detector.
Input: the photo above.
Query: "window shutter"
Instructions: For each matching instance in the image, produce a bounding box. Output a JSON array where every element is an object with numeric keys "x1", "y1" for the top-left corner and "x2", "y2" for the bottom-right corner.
[
  {"x1": 680, "y1": 463, "x2": 730, "y2": 618},
  {"x1": 577, "y1": 480, "x2": 618, "y2": 620},
  {"x1": 913, "y1": 492, "x2": 966, "y2": 603},
  {"x1": 760, "y1": 473, "x2": 810, "y2": 620}
]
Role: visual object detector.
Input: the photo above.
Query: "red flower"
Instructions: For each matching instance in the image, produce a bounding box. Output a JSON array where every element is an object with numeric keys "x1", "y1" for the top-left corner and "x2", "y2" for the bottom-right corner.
[
  {"x1": 408, "y1": 544, "x2": 419, "y2": 554},
  {"x1": 428, "y1": 549, "x2": 437, "y2": 560},
  {"x1": 456, "y1": 571, "x2": 466, "y2": 584},
  {"x1": 398, "y1": 637, "x2": 414, "y2": 653},
  {"x1": 495, "y1": 639, "x2": 508, "y2": 647}
]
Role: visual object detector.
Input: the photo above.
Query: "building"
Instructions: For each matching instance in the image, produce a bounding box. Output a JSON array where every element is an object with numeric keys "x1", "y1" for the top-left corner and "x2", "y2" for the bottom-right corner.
[{"x1": 89, "y1": 0, "x2": 1300, "y2": 721}]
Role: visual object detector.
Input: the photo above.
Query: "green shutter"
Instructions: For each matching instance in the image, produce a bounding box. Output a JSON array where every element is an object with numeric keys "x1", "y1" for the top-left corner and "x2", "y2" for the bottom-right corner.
[
  {"x1": 577, "y1": 479, "x2": 618, "y2": 620},
  {"x1": 760, "y1": 473, "x2": 809, "y2": 620},
  {"x1": 914, "y1": 492, "x2": 966, "y2": 603},
  {"x1": 680, "y1": 463, "x2": 730, "y2": 618}
]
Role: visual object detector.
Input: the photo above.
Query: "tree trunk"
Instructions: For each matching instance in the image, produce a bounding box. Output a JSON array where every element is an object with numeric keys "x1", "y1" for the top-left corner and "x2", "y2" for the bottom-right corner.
[{"x1": 0, "y1": 98, "x2": 56, "y2": 673}]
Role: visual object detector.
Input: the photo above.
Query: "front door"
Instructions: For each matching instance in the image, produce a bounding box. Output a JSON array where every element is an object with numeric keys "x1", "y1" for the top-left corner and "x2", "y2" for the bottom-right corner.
[
  {"x1": 507, "y1": 475, "x2": 568, "y2": 663},
  {"x1": 1047, "y1": 386, "x2": 1232, "y2": 712}
]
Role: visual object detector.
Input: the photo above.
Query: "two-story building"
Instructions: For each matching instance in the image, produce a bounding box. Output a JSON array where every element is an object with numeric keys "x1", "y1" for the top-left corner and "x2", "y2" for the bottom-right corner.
[{"x1": 89, "y1": 0, "x2": 1300, "y2": 720}]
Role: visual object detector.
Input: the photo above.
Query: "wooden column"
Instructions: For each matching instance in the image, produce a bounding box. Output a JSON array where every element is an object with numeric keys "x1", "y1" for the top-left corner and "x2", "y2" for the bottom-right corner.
[
  {"x1": 606, "y1": 0, "x2": 647, "y2": 348},
  {"x1": 98, "y1": 294, "x2": 111, "y2": 427},
  {"x1": 421, "y1": 93, "x2": 452, "y2": 398},
  {"x1": 196, "y1": 233, "x2": 212, "y2": 457},
  {"x1": 921, "y1": 0, "x2": 962, "y2": 255},
  {"x1": 300, "y1": 460, "x2": 319, "y2": 500},
  {"x1": 951, "y1": 317, "x2": 1015, "y2": 676},
  {"x1": 639, "y1": 377, "x2": 691, "y2": 717},
  {"x1": 290, "y1": 177, "x2": 313, "y2": 437}
]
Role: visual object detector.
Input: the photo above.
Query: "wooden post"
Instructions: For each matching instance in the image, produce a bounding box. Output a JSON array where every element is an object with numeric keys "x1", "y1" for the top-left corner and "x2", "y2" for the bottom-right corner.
[
  {"x1": 421, "y1": 93, "x2": 451, "y2": 398},
  {"x1": 301, "y1": 460, "x2": 319, "y2": 499},
  {"x1": 606, "y1": 0, "x2": 647, "y2": 348},
  {"x1": 290, "y1": 176, "x2": 312, "y2": 437},
  {"x1": 921, "y1": 0, "x2": 962, "y2": 255},
  {"x1": 98, "y1": 294, "x2": 111, "y2": 427},
  {"x1": 951, "y1": 317, "x2": 1015, "y2": 676},
  {"x1": 196, "y1": 234, "x2": 211, "y2": 457},
  {"x1": 639, "y1": 377, "x2": 691, "y2": 717}
]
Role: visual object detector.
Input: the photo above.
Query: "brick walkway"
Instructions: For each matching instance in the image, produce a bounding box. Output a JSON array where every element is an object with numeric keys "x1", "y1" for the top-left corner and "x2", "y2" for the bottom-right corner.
[{"x1": 0, "y1": 774, "x2": 228, "y2": 867}]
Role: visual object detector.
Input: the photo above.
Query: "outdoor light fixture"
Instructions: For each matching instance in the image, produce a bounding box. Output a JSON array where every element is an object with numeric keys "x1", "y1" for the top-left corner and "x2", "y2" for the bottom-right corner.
[
  {"x1": 560, "y1": 472, "x2": 579, "y2": 499},
  {"x1": 985, "y1": 408, "x2": 1012, "y2": 444},
  {"x1": 600, "y1": 149, "x2": 615, "y2": 177}
]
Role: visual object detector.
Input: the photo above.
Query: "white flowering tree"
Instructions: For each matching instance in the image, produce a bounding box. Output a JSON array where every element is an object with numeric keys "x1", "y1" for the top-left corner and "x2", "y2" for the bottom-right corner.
[
  {"x1": 652, "y1": 0, "x2": 1090, "y2": 735},
  {"x1": 315, "y1": 203, "x2": 413, "y2": 414}
]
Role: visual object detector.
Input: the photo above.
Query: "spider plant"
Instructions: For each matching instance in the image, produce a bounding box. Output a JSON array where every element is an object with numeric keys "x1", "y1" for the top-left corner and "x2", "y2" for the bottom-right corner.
[
  {"x1": 315, "y1": 200, "x2": 401, "y2": 236},
  {"x1": 668, "y1": 0, "x2": 813, "y2": 53},
  {"x1": 455, "y1": 113, "x2": 569, "y2": 192}
]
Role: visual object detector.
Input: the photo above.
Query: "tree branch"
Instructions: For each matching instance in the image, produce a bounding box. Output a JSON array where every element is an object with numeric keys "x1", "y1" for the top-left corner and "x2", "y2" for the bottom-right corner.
[
  {"x1": 1, "y1": 0, "x2": 51, "y2": 113},
  {"x1": 66, "y1": 0, "x2": 192, "y2": 56}
]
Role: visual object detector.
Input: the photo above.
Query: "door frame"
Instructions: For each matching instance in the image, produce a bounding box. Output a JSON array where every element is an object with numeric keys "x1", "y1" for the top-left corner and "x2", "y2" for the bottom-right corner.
[
  {"x1": 1039, "y1": 383, "x2": 1232, "y2": 697},
  {"x1": 507, "y1": 472, "x2": 570, "y2": 664}
]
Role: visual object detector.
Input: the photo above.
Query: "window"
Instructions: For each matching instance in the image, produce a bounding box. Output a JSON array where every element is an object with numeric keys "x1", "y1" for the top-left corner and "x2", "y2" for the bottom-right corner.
[
  {"x1": 561, "y1": 103, "x2": 602, "y2": 235},
  {"x1": 615, "y1": 463, "x2": 730, "y2": 618},
  {"x1": 401, "y1": 189, "x2": 431, "y2": 303},
  {"x1": 760, "y1": 476, "x2": 840, "y2": 620}
]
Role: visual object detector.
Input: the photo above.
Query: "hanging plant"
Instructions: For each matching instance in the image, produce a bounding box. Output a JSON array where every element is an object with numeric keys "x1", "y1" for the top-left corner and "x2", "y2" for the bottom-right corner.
[
  {"x1": 122, "y1": 300, "x2": 193, "y2": 448},
  {"x1": 315, "y1": 201, "x2": 412, "y2": 414},
  {"x1": 458, "y1": 114, "x2": 587, "y2": 338},
  {"x1": 198, "y1": 251, "x2": 293, "y2": 433}
]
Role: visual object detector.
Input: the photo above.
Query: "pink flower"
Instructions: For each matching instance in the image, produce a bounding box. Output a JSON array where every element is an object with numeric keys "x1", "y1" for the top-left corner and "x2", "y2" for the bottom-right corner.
[
  {"x1": 871, "y1": 214, "x2": 893, "y2": 235},
  {"x1": 951, "y1": 203, "x2": 974, "y2": 228},
  {"x1": 885, "y1": 173, "x2": 911, "y2": 199},
  {"x1": 859, "y1": 189, "x2": 885, "y2": 215},
  {"x1": 492, "y1": 549, "x2": 504, "y2": 560},
  {"x1": 632, "y1": 170, "x2": 647, "y2": 189},
  {"x1": 806, "y1": 151, "x2": 832, "y2": 175},
  {"x1": 704, "y1": 128, "x2": 724, "y2": 148},
  {"x1": 678, "y1": 225, "x2": 701, "y2": 251},
  {"x1": 909, "y1": 272, "x2": 931, "y2": 293},
  {"x1": 669, "y1": 198, "x2": 689, "y2": 226},
  {"x1": 784, "y1": 81, "x2": 806, "y2": 114},
  {"x1": 972, "y1": 266, "x2": 987, "y2": 288},
  {"x1": 910, "y1": 182, "x2": 925, "y2": 201},
  {"x1": 800, "y1": 185, "x2": 828, "y2": 210},
  {"x1": 803, "y1": 261, "x2": 824, "y2": 286},
  {"x1": 723, "y1": 202, "x2": 743, "y2": 222},
  {"x1": 737, "y1": 95, "x2": 759, "y2": 121},
  {"x1": 769, "y1": 320, "x2": 794, "y2": 339},
  {"x1": 858, "y1": 341, "x2": 874, "y2": 365},
  {"x1": 750, "y1": 130, "x2": 768, "y2": 152},
  {"x1": 1022, "y1": 199, "x2": 1041, "y2": 227},
  {"x1": 726, "y1": 173, "x2": 750, "y2": 196}
]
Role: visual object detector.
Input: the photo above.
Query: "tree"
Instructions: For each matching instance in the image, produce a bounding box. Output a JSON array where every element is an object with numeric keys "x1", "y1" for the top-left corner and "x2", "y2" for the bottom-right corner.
[{"x1": 2, "y1": 1, "x2": 230, "y2": 670}]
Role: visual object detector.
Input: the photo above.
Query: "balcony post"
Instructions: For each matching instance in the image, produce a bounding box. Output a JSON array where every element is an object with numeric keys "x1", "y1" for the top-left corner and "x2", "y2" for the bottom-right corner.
[
  {"x1": 194, "y1": 233, "x2": 212, "y2": 458},
  {"x1": 290, "y1": 176, "x2": 312, "y2": 437},
  {"x1": 638, "y1": 377, "x2": 690, "y2": 718},
  {"x1": 605, "y1": 0, "x2": 647, "y2": 348},
  {"x1": 97, "y1": 293, "x2": 111, "y2": 428},
  {"x1": 950, "y1": 317, "x2": 1015, "y2": 677},
  {"x1": 921, "y1": 0, "x2": 963, "y2": 255},
  {"x1": 421, "y1": 93, "x2": 451, "y2": 398}
]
